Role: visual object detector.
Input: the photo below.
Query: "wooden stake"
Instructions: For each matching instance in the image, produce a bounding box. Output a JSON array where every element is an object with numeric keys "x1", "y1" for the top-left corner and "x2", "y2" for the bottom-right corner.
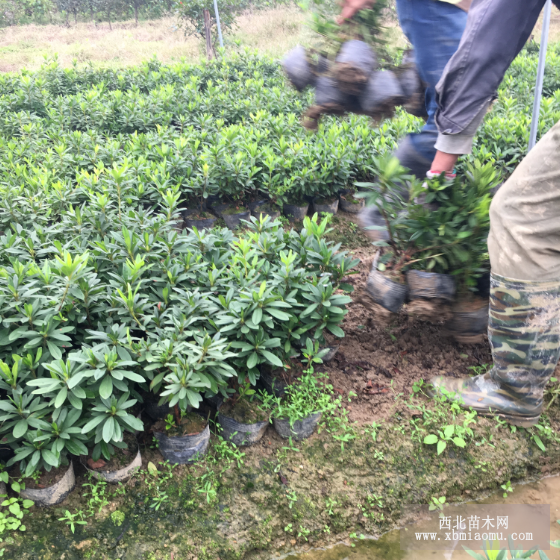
[{"x1": 203, "y1": 9, "x2": 215, "y2": 60}]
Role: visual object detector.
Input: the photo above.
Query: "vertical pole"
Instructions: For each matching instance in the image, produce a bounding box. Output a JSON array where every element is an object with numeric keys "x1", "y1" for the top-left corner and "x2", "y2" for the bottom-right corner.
[
  {"x1": 528, "y1": 0, "x2": 552, "y2": 151},
  {"x1": 213, "y1": 0, "x2": 224, "y2": 49},
  {"x1": 203, "y1": 9, "x2": 215, "y2": 60}
]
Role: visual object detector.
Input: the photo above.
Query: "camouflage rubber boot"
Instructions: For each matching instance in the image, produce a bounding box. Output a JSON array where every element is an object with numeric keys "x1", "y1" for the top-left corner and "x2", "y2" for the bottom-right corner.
[{"x1": 428, "y1": 273, "x2": 560, "y2": 427}]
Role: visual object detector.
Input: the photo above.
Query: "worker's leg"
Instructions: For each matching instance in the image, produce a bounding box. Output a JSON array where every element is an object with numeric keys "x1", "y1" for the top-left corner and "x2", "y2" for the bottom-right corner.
[
  {"x1": 394, "y1": 0, "x2": 467, "y2": 176},
  {"x1": 488, "y1": 121, "x2": 560, "y2": 281},
  {"x1": 429, "y1": 122, "x2": 560, "y2": 426}
]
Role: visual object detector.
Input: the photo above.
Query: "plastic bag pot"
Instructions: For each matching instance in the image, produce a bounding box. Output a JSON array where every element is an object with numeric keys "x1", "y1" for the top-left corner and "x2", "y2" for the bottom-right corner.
[
  {"x1": 154, "y1": 423, "x2": 210, "y2": 465},
  {"x1": 406, "y1": 270, "x2": 456, "y2": 301},
  {"x1": 283, "y1": 45, "x2": 315, "y2": 92},
  {"x1": 260, "y1": 369, "x2": 288, "y2": 398},
  {"x1": 85, "y1": 448, "x2": 142, "y2": 483},
  {"x1": 319, "y1": 345, "x2": 339, "y2": 363},
  {"x1": 339, "y1": 194, "x2": 365, "y2": 214},
  {"x1": 446, "y1": 300, "x2": 489, "y2": 344},
  {"x1": 20, "y1": 462, "x2": 75, "y2": 507},
  {"x1": 0, "y1": 445, "x2": 14, "y2": 464},
  {"x1": 398, "y1": 50, "x2": 422, "y2": 100},
  {"x1": 247, "y1": 199, "x2": 267, "y2": 212},
  {"x1": 359, "y1": 70, "x2": 405, "y2": 115},
  {"x1": 273, "y1": 412, "x2": 322, "y2": 440},
  {"x1": 218, "y1": 406, "x2": 268, "y2": 446},
  {"x1": 145, "y1": 401, "x2": 170, "y2": 421},
  {"x1": 253, "y1": 204, "x2": 281, "y2": 220},
  {"x1": 283, "y1": 202, "x2": 309, "y2": 221},
  {"x1": 185, "y1": 216, "x2": 217, "y2": 231},
  {"x1": 312, "y1": 198, "x2": 339, "y2": 215},
  {"x1": 204, "y1": 393, "x2": 224, "y2": 409},
  {"x1": 334, "y1": 40, "x2": 377, "y2": 95},
  {"x1": 315, "y1": 76, "x2": 355, "y2": 108},
  {"x1": 365, "y1": 269, "x2": 408, "y2": 314},
  {"x1": 210, "y1": 202, "x2": 229, "y2": 217},
  {"x1": 223, "y1": 209, "x2": 251, "y2": 230}
]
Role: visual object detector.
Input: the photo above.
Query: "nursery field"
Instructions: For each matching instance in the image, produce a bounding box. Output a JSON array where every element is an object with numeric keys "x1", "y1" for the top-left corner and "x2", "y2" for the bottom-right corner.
[{"x1": 1, "y1": 41, "x2": 560, "y2": 560}]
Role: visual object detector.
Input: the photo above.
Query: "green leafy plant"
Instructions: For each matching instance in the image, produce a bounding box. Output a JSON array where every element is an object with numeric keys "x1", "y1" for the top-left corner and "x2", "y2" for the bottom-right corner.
[{"x1": 58, "y1": 510, "x2": 87, "y2": 533}]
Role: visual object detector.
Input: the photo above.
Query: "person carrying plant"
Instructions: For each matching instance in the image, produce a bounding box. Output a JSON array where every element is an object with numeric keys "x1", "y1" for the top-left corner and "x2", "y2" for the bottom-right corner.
[
  {"x1": 425, "y1": 0, "x2": 560, "y2": 426},
  {"x1": 338, "y1": 0, "x2": 471, "y2": 232}
]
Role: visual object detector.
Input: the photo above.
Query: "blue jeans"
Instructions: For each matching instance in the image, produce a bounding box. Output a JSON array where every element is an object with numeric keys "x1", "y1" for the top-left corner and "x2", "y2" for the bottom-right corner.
[{"x1": 396, "y1": 0, "x2": 467, "y2": 163}]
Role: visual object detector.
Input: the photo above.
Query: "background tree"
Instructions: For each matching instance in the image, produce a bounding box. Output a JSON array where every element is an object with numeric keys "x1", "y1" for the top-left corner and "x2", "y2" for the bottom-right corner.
[{"x1": 175, "y1": 0, "x2": 245, "y2": 58}]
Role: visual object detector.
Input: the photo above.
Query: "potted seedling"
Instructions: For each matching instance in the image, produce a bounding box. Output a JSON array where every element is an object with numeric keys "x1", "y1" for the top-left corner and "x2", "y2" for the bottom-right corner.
[
  {"x1": 284, "y1": 197, "x2": 310, "y2": 221},
  {"x1": 356, "y1": 155, "x2": 413, "y2": 315},
  {"x1": 262, "y1": 369, "x2": 334, "y2": 441},
  {"x1": 339, "y1": 188, "x2": 365, "y2": 213},
  {"x1": 218, "y1": 381, "x2": 269, "y2": 446},
  {"x1": 153, "y1": 409, "x2": 210, "y2": 465},
  {"x1": 84, "y1": 431, "x2": 141, "y2": 484},
  {"x1": 5, "y1": 404, "x2": 86, "y2": 507},
  {"x1": 153, "y1": 334, "x2": 236, "y2": 463},
  {"x1": 283, "y1": 45, "x2": 317, "y2": 92},
  {"x1": 183, "y1": 165, "x2": 218, "y2": 231}
]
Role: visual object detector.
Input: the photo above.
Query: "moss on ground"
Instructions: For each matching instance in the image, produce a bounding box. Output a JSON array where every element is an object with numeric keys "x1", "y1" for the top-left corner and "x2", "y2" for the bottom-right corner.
[{"x1": 6, "y1": 398, "x2": 560, "y2": 560}]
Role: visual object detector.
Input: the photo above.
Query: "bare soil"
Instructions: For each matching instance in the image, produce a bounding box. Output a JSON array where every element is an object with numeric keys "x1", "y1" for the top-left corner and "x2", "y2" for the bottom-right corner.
[
  {"x1": 220, "y1": 398, "x2": 269, "y2": 424},
  {"x1": 22, "y1": 463, "x2": 69, "y2": 490},
  {"x1": 321, "y1": 247, "x2": 496, "y2": 424}
]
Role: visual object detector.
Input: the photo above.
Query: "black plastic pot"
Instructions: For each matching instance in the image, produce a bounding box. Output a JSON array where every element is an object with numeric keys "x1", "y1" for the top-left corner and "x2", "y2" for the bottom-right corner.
[
  {"x1": 223, "y1": 209, "x2": 251, "y2": 230},
  {"x1": 210, "y1": 202, "x2": 230, "y2": 217},
  {"x1": 273, "y1": 412, "x2": 322, "y2": 440},
  {"x1": 247, "y1": 199, "x2": 267, "y2": 212},
  {"x1": 283, "y1": 202, "x2": 309, "y2": 221},
  {"x1": 312, "y1": 198, "x2": 339, "y2": 215},
  {"x1": 315, "y1": 76, "x2": 355, "y2": 108},
  {"x1": 339, "y1": 193, "x2": 365, "y2": 214},
  {"x1": 145, "y1": 401, "x2": 170, "y2": 421},
  {"x1": 446, "y1": 300, "x2": 489, "y2": 344},
  {"x1": 20, "y1": 462, "x2": 75, "y2": 507},
  {"x1": 260, "y1": 369, "x2": 288, "y2": 398},
  {"x1": 283, "y1": 45, "x2": 315, "y2": 92},
  {"x1": 218, "y1": 406, "x2": 268, "y2": 446},
  {"x1": 406, "y1": 270, "x2": 456, "y2": 301},
  {"x1": 359, "y1": 70, "x2": 405, "y2": 114},
  {"x1": 365, "y1": 269, "x2": 408, "y2": 314},
  {"x1": 398, "y1": 50, "x2": 422, "y2": 101},
  {"x1": 319, "y1": 345, "x2": 339, "y2": 363},
  {"x1": 334, "y1": 40, "x2": 377, "y2": 95},
  {"x1": 205, "y1": 393, "x2": 225, "y2": 409},
  {"x1": 0, "y1": 446, "x2": 14, "y2": 464},
  {"x1": 253, "y1": 204, "x2": 281, "y2": 221},
  {"x1": 476, "y1": 271, "x2": 491, "y2": 299},
  {"x1": 85, "y1": 448, "x2": 142, "y2": 483},
  {"x1": 316, "y1": 54, "x2": 329, "y2": 75},
  {"x1": 185, "y1": 216, "x2": 217, "y2": 231},
  {"x1": 154, "y1": 423, "x2": 210, "y2": 464}
]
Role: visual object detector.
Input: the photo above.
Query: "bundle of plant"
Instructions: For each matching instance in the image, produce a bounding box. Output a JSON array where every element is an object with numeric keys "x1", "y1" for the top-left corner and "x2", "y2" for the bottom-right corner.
[
  {"x1": 260, "y1": 368, "x2": 334, "y2": 440},
  {"x1": 399, "y1": 162, "x2": 497, "y2": 338},
  {"x1": 218, "y1": 381, "x2": 269, "y2": 446}
]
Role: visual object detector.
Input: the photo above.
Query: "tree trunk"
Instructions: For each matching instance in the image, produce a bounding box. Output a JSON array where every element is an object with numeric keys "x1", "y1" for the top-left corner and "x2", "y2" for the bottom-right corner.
[
  {"x1": 134, "y1": 3, "x2": 139, "y2": 26},
  {"x1": 73, "y1": 8, "x2": 77, "y2": 24},
  {"x1": 203, "y1": 9, "x2": 215, "y2": 61},
  {"x1": 107, "y1": 7, "x2": 112, "y2": 30}
]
